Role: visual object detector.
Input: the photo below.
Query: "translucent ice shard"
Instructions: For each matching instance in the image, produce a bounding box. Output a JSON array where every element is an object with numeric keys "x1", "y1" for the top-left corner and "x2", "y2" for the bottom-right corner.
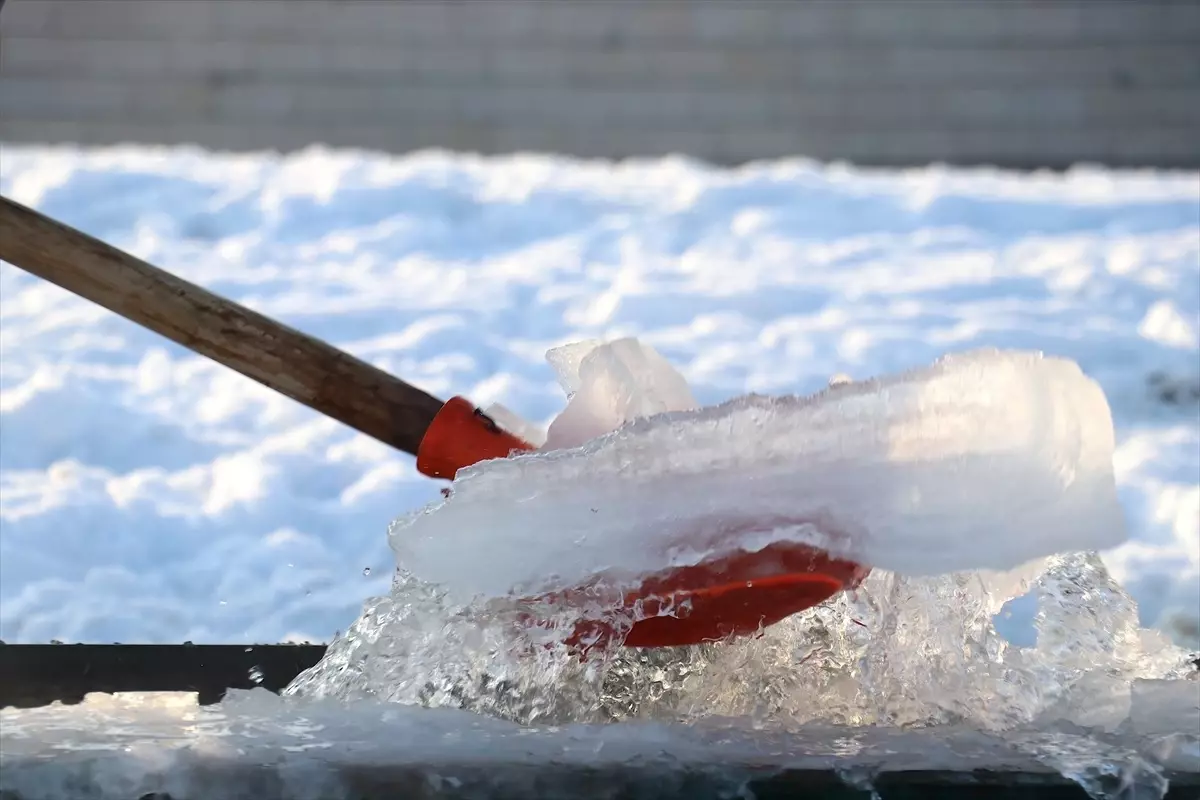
[
  {"x1": 543, "y1": 337, "x2": 698, "y2": 450},
  {"x1": 390, "y1": 346, "x2": 1127, "y2": 605}
]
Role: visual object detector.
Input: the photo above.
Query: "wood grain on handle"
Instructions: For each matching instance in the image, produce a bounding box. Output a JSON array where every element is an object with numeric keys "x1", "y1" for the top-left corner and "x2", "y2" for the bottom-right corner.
[{"x1": 0, "y1": 195, "x2": 445, "y2": 456}]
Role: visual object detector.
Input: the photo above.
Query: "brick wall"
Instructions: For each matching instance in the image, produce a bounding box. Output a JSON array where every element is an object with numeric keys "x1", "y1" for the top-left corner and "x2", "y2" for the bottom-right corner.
[{"x1": 1, "y1": 0, "x2": 1197, "y2": 167}]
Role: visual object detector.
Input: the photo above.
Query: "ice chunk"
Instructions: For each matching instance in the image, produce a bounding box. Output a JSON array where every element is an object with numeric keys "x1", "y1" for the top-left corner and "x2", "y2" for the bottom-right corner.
[
  {"x1": 1034, "y1": 552, "x2": 1142, "y2": 672},
  {"x1": 978, "y1": 557, "x2": 1049, "y2": 616},
  {"x1": 543, "y1": 337, "x2": 698, "y2": 450},
  {"x1": 1130, "y1": 679, "x2": 1200, "y2": 737},
  {"x1": 390, "y1": 346, "x2": 1127, "y2": 605},
  {"x1": 292, "y1": 541, "x2": 1196, "y2": 731},
  {"x1": 545, "y1": 338, "x2": 605, "y2": 397}
]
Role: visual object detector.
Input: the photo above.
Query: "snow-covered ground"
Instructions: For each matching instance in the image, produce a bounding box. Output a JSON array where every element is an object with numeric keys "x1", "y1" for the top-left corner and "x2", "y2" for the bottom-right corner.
[{"x1": 1, "y1": 145, "x2": 1197, "y2": 647}]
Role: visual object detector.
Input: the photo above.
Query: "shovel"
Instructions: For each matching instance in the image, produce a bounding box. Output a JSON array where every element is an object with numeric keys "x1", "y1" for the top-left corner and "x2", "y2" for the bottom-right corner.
[{"x1": 0, "y1": 196, "x2": 868, "y2": 650}]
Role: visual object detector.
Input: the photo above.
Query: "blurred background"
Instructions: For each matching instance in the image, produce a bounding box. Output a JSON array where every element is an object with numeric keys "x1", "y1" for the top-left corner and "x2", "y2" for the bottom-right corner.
[
  {"x1": 0, "y1": 1, "x2": 1197, "y2": 650},
  {"x1": 1, "y1": 0, "x2": 1197, "y2": 167}
]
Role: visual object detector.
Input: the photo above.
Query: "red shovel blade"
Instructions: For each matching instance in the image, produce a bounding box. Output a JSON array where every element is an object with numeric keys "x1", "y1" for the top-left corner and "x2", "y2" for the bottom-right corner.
[
  {"x1": 414, "y1": 397, "x2": 871, "y2": 649},
  {"x1": 416, "y1": 396, "x2": 537, "y2": 479},
  {"x1": 539, "y1": 541, "x2": 868, "y2": 651}
]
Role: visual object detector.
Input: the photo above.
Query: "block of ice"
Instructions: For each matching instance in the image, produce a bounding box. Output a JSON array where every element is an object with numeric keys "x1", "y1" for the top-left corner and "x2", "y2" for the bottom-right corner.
[
  {"x1": 543, "y1": 337, "x2": 698, "y2": 450},
  {"x1": 1130, "y1": 679, "x2": 1200, "y2": 737},
  {"x1": 390, "y1": 344, "x2": 1127, "y2": 604}
]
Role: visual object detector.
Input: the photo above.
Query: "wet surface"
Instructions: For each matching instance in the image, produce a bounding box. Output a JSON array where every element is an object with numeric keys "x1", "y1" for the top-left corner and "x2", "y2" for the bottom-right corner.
[{"x1": 2, "y1": 690, "x2": 1197, "y2": 799}]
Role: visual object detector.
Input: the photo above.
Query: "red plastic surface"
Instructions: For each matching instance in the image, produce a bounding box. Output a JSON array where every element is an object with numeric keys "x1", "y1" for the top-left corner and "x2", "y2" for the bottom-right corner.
[{"x1": 416, "y1": 396, "x2": 536, "y2": 479}]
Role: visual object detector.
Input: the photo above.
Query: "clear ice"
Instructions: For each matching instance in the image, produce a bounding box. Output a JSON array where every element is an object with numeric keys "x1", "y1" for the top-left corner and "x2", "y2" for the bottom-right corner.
[
  {"x1": 286, "y1": 552, "x2": 1197, "y2": 730},
  {"x1": 287, "y1": 340, "x2": 1195, "y2": 740},
  {"x1": 4, "y1": 340, "x2": 1197, "y2": 800}
]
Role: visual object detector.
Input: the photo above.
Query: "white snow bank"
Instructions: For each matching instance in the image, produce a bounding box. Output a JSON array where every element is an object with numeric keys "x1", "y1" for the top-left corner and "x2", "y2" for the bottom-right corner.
[
  {"x1": 391, "y1": 342, "x2": 1126, "y2": 603},
  {"x1": 2, "y1": 145, "x2": 1194, "y2": 647}
]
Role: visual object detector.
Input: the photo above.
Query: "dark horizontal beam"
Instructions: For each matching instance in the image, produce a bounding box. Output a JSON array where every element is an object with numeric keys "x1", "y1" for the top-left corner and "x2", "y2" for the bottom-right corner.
[
  {"x1": 0, "y1": 642, "x2": 327, "y2": 708},
  {"x1": 0, "y1": 765, "x2": 1135, "y2": 800}
]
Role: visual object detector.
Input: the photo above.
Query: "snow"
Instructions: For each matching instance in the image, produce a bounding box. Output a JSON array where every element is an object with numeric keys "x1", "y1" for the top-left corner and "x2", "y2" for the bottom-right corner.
[
  {"x1": 394, "y1": 342, "x2": 1127, "y2": 603},
  {"x1": 0, "y1": 145, "x2": 1197, "y2": 648}
]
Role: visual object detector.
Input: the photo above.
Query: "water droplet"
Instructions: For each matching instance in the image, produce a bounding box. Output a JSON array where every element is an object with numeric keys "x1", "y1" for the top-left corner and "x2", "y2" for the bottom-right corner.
[
  {"x1": 219, "y1": 600, "x2": 227, "y2": 606},
  {"x1": 363, "y1": 567, "x2": 372, "y2": 576},
  {"x1": 248, "y1": 666, "x2": 264, "y2": 684}
]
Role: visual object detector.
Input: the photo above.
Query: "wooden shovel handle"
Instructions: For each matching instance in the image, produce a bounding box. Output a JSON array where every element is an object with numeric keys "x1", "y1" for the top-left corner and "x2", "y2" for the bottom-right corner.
[{"x1": 0, "y1": 195, "x2": 445, "y2": 456}]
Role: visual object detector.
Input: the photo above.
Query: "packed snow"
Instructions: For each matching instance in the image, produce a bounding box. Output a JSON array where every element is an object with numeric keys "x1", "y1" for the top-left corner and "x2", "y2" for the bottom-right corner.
[{"x1": 0, "y1": 145, "x2": 1197, "y2": 651}]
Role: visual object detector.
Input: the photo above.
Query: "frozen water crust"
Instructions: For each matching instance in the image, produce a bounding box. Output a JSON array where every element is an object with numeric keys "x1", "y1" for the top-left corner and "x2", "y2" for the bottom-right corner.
[{"x1": 391, "y1": 339, "x2": 1128, "y2": 604}]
